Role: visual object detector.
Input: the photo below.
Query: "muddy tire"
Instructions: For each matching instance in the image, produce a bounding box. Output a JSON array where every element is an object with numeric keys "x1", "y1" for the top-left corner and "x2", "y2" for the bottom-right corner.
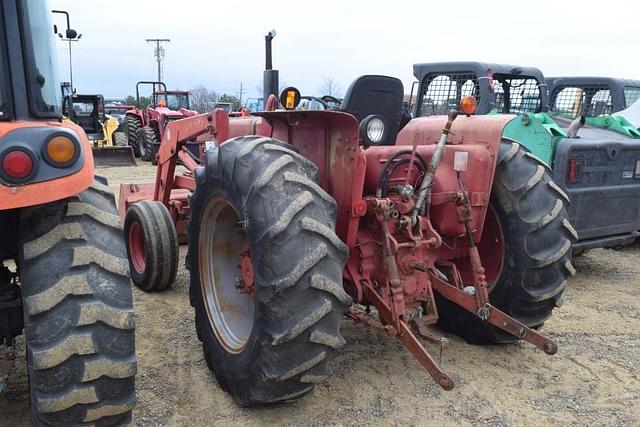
[
  {"x1": 124, "y1": 200, "x2": 178, "y2": 292},
  {"x1": 435, "y1": 141, "x2": 577, "y2": 344},
  {"x1": 137, "y1": 126, "x2": 158, "y2": 163},
  {"x1": 124, "y1": 115, "x2": 142, "y2": 157},
  {"x1": 18, "y1": 179, "x2": 136, "y2": 426},
  {"x1": 188, "y1": 136, "x2": 351, "y2": 406},
  {"x1": 113, "y1": 131, "x2": 127, "y2": 147}
]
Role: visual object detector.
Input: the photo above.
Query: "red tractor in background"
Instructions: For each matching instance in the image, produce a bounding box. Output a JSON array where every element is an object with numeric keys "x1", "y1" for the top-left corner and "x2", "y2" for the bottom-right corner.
[
  {"x1": 124, "y1": 81, "x2": 199, "y2": 164},
  {"x1": 119, "y1": 71, "x2": 575, "y2": 406}
]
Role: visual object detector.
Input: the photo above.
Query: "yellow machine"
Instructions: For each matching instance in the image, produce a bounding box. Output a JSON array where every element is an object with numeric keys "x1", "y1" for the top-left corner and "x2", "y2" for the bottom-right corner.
[{"x1": 62, "y1": 89, "x2": 136, "y2": 166}]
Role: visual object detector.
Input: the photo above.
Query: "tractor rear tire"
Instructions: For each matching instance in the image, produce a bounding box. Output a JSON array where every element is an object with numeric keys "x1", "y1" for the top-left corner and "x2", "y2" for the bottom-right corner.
[
  {"x1": 124, "y1": 115, "x2": 142, "y2": 157},
  {"x1": 113, "y1": 131, "x2": 127, "y2": 147},
  {"x1": 435, "y1": 141, "x2": 576, "y2": 344},
  {"x1": 18, "y1": 179, "x2": 136, "y2": 426},
  {"x1": 137, "y1": 126, "x2": 158, "y2": 163},
  {"x1": 187, "y1": 136, "x2": 351, "y2": 406},
  {"x1": 124, "y1": 200, "x2": 178, "y2": 292}
]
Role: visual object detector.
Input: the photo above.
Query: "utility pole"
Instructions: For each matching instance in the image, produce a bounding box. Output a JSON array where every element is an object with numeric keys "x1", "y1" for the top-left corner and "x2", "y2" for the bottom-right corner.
[
  {"x1": 146, "y1": 38, "x2": 170, "y2": 83},
  {"x1": 238, "y1": 83, "x2": 246, "y2": 108}
]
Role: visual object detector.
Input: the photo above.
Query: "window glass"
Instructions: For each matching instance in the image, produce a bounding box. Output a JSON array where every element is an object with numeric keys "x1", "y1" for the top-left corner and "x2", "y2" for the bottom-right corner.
[
  {"x1": 21, "y1": 0, "x2": 62, "y2": 115},
  {"x1": 0, "y1": 14, "x2": 10, "y2": 119},
  {"x1": 624, "y1": 87, "x2": 640, "y2": 108}
]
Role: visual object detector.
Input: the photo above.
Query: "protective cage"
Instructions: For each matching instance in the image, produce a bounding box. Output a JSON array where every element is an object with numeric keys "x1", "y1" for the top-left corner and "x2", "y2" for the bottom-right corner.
[{"x1": 551, "y1": 86, "x2": 613, "y2": 118}]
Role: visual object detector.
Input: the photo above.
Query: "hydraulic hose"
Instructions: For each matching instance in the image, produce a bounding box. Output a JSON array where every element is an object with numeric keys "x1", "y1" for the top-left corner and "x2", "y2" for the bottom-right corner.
[{"x1": 411, "y1": 110, "x2": 458, "y2": 224}]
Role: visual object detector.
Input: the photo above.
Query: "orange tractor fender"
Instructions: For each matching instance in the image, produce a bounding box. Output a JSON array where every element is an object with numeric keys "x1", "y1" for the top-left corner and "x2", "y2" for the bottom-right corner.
[{"x1": 0, "y1": 121, "x2": 94, "y2": 210}]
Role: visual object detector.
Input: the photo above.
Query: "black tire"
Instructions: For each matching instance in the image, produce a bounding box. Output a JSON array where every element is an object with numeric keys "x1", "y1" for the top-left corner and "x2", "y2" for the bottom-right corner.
[
  {"x1": 435, "y1": 140, "x2": 577, "y2": 344},
  {"x1": 18, "y1": 179, "x2": 136, "y2": 426},
  {"x1": 113, "y1": 131, "x2": 127, "y2": 147},
  {"x1": 124, "y1": 115, "x2": 142, "y2": 157},
  {"x1": 188, "y1": 136, "x2": 351, "y2": 406},
  {"x1": 123, "y1": 200, "x2": 178, "y2": 292},
  {"x1": 137, "y1": 126, "x2": 158, "y2": 163}
]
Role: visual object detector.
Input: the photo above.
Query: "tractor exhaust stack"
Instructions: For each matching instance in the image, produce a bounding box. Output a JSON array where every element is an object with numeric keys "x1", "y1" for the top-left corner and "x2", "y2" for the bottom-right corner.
[{"x1": 263, "y1": 30, "x2": 279, "y2": 104}]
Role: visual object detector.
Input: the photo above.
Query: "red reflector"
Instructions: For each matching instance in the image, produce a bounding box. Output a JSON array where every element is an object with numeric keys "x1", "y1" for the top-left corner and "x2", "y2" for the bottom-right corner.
[
  {"x1": 353, "y1": 200, "x2": 368, "y2": 216},
  {"x1": 2, "y1": 150, "x2": 33, "y2": 179}
]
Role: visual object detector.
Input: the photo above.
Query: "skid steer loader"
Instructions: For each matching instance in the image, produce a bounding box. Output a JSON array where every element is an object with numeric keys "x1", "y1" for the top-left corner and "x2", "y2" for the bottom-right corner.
[
  {"x1": 62, "y1": 84, "x2": 136, "y2": 167},
  {"x1": 546, "y1": 76, "x2": 640, "y2": 134},
  {"x1": 412, "y1": 62, "x2": 640, "y2": 253}
]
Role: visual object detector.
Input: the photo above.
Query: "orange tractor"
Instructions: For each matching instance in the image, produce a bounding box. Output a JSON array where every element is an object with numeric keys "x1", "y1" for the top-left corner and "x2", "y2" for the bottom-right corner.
[
  {"x1": 0, "y1": 2, "x2": 135, "y2": 425},
  {"x1": 120, "y1": 70, "x2": 575, "y2": 405}
]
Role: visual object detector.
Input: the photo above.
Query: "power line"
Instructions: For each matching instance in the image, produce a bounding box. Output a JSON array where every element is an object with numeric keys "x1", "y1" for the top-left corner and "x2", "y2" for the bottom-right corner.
[{"x1": 146, "y1": 38, "x2": 170, "y2": 83}]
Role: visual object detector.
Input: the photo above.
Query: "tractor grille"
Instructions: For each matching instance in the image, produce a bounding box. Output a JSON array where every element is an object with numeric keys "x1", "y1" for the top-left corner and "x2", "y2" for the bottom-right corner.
[
  {"x1": 492, "y1": 76, "x2": 541, "y2": 114},
  {"x1": 552, "y1": 86, "x2": 612, "y2": 118},
  {"x1": 419, "y1": 73, "x2": 479, "y2": 116}
]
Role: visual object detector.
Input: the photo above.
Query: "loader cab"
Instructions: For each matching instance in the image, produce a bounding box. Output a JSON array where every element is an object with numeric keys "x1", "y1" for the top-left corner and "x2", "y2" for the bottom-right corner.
[
  {"x1": 63, "y1": 93, "x2": 105, "y2": 138},
  {"x1": 546, "y1": 77, "x2": 640, "y2": 118},
  {"x1": 1, "y1": 0, "x2": 63, "y2": 123},
  {"x1": 412, "y1": 62, "x2": 548, "y2": 117}
]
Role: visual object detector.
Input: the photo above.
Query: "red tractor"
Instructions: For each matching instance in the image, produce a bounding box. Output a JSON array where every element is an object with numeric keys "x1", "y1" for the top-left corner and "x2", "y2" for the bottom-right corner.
[
  {"x1": 123, "y1": 81, "x2": 198, "y2": 164},
  {"x1": 1, "y1": 2, "x2": 136, "y2": 424},
  {"x1": 120, "y1": 76, "x2": 574, "y2": 406}
]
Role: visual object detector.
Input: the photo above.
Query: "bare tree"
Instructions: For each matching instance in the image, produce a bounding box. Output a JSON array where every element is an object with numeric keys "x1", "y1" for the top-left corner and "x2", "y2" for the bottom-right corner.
[
  {"x1": 190, "y1": 85, "x2": 218, "y2": 113},
  {"x1": 318, "y1": 77, "x2": 343, "y2": 98}
]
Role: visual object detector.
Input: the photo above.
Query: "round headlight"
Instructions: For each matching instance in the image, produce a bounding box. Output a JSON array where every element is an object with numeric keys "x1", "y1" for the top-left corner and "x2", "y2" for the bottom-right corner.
[
  {"x1": 359, "y1": 115, "x2": 387, "y2": 146},
  {"x1": 367, "y1": 117, "x2": 385, "y2": 143}
]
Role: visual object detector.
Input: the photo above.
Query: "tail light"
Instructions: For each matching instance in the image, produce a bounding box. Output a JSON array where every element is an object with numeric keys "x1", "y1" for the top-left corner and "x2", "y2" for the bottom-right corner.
[
  {"x1": 44, "y1": 135, "x2": 78, "y2": 167},
  {"x1": 567, "y1": 159, "x2": 583, "y2": 183},
  {"x1": 1, "y1": 150, "x2": 35, "y2": 182}
]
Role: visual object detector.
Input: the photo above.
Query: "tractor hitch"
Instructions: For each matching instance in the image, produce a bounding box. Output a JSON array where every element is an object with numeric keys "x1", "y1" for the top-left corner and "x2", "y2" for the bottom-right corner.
[{"x1": 430, "y1": 275, "x2": 558, "y2": 355}]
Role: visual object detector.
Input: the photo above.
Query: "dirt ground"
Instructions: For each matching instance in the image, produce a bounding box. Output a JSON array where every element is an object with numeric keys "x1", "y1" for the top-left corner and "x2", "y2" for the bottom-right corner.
[{"x1": 1, "y1": 163, "x2": 639, "y2": 426}]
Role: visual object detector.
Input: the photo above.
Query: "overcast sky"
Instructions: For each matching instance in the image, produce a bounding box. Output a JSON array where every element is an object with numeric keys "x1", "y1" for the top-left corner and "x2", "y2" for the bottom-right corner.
[{"x1": 49, "y1": 0, "x2": 640, "y2": 100}]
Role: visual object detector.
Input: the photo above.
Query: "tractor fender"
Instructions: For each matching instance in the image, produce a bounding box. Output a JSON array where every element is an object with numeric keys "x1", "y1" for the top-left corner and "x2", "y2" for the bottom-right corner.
[
  {"x1": 254, "y1": 110, "x2": 364, "y2": 244},
  {"x1": 395, "y1": 114, "x2": 515, "y2": 237}
]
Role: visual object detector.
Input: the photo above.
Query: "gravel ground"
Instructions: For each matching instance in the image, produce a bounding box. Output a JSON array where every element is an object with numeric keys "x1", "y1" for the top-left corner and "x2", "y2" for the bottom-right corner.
[{"x1": 1, "y1": 163, "x2": 639, "y2": 426}]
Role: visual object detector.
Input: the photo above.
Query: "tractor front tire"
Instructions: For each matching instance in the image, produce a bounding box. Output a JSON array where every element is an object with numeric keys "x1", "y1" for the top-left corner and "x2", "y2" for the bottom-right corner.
[
  {"x1": 124, "y1": 200, "x2": 178, "y2": 292},
  {"x1": 137, "y1": 126, "x2": 158, "y2": 163},
  {"x1": 124, "y1": 115, "x2": 142, "y2": 157},
  {"x1": 113, "y1": 131, "x2": 127, "y2": 147},
  {"x1": 188, "y1": 136, "x2": 351, "y2": 406},
  {"x1": 435, "y1": 141, "x2": 577, "y2": 344},
  {"x1": 19, "y1": 179, "x2": 136, "y2": 426}
]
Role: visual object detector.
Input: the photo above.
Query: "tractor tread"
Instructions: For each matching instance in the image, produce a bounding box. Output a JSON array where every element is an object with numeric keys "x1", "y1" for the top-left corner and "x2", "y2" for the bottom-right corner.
[
  {"x1": 269, "y1": 298, "x2": 333, "y2": 345},
  {"x1": 19, "y1": 179, "x2": 136, "y2": 425},
  {"x1": 125, "y1": 115, "x2": 142, "y2": 156},
  {"x1": 124, "y1": 200, "x2": 178, "y2": 292},
  {"x1": 309, "y1": 274, "x2": 352, "y2": 306},
  {"x1": 259, "y1": 191, "x2": 312, "y2": 241},
  {"x1": 284, "y1": 171, "x2": 337, "y2": 206},
  {"x1": 189, "y1": 136, "x2": 349, "y2": 406},
  {"x1": 266, "y1": 351, "x2": 327, "y2": 382}
]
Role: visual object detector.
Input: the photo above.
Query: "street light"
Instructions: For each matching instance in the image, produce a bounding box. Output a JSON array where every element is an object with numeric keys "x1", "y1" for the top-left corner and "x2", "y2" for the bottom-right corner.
[{"x1": 51, "y1": 10, "x2": 82, "y2": 92}]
